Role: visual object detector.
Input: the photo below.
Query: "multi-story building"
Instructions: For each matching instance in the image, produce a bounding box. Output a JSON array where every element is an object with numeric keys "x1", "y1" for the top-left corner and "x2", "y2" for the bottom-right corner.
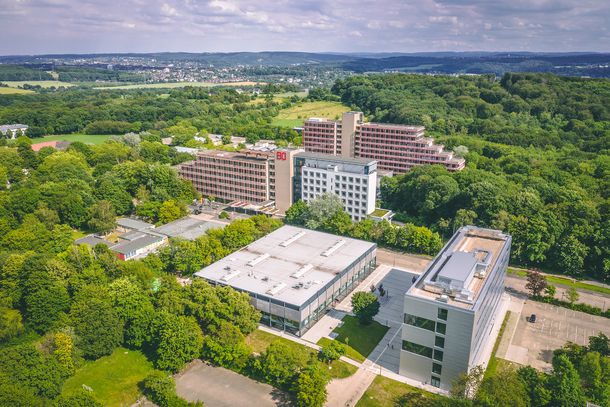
[
  {"x1": 194, "y1": 225, "x2": 377, "y2": 336},
  {"x1": 293, "y1": 152, "x2": 377, "y2": 221},
  {"x1": 400, "y1": 226, "x2": 511, "y2": 390},
  {"x1": 303, "y1": 112, "x2": 465, "y2": 174},
  {"x1": 178, "y1": 150, "x2": 274, "y2": 204},
  {"x1": 0, "y1": 124, "x2": 28, "y2": 139}
]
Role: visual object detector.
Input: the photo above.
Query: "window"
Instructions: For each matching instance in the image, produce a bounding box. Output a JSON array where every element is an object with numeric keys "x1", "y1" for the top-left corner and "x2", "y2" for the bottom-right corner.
[
  {"x1": 432, "y1": 363, "x2": 442, "y2": 375},
  {"x1": 433, "y1": 349, "x2": 443, "y2": 362},
  {"x1": 435, "y1": 336, "x2": 445, "y2": 348},
  {"x1": 405, "y1": 314, "x2": 435, "y2": 332},
  {"x1": 402, "y1": 340, "x2": 433, "y2": 358},
  {"x1": 436, "y1": 322, "x2": 446, "y2": 335},
  {"x1": 431, "y1": 376, "x2": 441, "y2": 388},
  {"x1": 437, "y1": 308, "x2": 448, "y2": 321}
]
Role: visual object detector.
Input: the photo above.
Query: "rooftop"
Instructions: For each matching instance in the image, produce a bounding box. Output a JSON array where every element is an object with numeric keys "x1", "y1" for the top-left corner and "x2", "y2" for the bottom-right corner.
[
  {"x1": 194, "y1": 225, "x2": 376, "y2": 308},
  {"x1": 194, "y1": 149, "x2": 273, "y2": 162},
  {"x1": 112, "y1": 233, "x2": 165, "y2": 255},
  {"x1": 155, "y1": 217, "x2": 227, "y2": 240},
  {"x1": 407, "y1": 226, "x2": 510, "y2": 310},
  {"x1": 296, "y1": 151, "x2": 376, "y2": 166},
  {"x1": 0, "y1": 124, "x2": 29, "y2": 130},
  {"x1": 116, "y1": 218, "x2": 154, "y2": 231}
]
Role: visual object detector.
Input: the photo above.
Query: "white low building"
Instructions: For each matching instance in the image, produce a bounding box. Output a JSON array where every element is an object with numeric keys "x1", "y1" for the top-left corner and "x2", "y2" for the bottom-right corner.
[{"x1": 0, "y1": 124, "x2": 28, "y2": 139}]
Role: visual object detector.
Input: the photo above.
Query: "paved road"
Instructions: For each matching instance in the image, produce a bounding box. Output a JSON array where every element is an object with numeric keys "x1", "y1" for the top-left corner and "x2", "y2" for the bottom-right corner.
[
  {"x1": 376, "y1": 248, "x2": 430, "y2": 272},
  {"x1": 505, "y1": 274, "x2": 610, "y2": 311}
]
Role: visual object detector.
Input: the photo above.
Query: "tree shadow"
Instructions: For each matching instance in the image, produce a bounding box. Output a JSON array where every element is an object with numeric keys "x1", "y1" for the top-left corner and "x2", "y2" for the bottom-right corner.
[{"x1": 270, "y1": 388, "x2": 293, "y2": 407}]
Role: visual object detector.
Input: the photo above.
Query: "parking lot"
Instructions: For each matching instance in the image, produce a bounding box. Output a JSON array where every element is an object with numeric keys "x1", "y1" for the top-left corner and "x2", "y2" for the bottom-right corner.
[
  {"x1": 506, "y1": 300, "x2": 610, "y2": 370},
  {"x1": 175, "y1": 361, "x2": 290, "y2": 407}
]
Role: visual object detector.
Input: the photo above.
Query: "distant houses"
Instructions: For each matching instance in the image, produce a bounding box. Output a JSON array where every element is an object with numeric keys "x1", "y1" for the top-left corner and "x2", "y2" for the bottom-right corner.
[{"x1": 0, "y1": 124, "x2": 28, "y2": 139}]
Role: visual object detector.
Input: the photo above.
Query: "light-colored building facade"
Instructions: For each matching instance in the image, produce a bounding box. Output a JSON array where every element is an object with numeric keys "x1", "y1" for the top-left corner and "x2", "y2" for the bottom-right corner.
[
  {"x1": 0, "y1": 124, "x2": 28, "y2": 139},
  {"x1": 400, "y1": 226, "x2": 511, "y2": 390},
  {"x1": 303, "y1": 112, "x2": 465, "y2": 174},
  {"x1": 293, "y1": 152, "x2": 377, "y2": 221},
  {"x1": 194, "y1": 225, "x2": 377, "y2": 336}
]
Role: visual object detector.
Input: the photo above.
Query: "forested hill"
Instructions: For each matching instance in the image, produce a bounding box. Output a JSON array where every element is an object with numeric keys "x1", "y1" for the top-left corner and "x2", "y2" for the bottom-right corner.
[{"x1": 332, "y1": 73, "x2": 610, "y2": 282}]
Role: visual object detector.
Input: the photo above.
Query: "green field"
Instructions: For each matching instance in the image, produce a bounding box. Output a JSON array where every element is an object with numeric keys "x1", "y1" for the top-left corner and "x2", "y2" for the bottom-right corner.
[
  {"x1": 356, "y1": 375, "x2": 443, "y2": 407},
  {"x1": 246, "y1": 329, "x2": 357, "y2": 379},
  {"x1": 40, "y1": 134, "x2": 116, "y2": 145},
  {"x1": 2, "y1": 80, "x2": 75, "y2": 88},
  {"x1": 0, "y1": 87, "x2": 35, "y2": 95},
  {"x1": 61, "y1": 348, "x2": 154, "y2": 407},
  {"x1": 94, "y1": 81, "x2": 262, "y2": 90},
  {"x1": 317, "y1": 315, "x2": 389, "y2": 362},
  {"x1": 271, "y1": 100, "x2": 350, "y2": 128}
]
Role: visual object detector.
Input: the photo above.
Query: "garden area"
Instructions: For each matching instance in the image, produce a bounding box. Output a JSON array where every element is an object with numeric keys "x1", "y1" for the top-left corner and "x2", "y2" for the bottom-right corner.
[
  {"x1": 317, "y1": 315, "x2": 389, "y2": 362},
  {"x1": 271, "y1": 100, "x2": 350, "y2": 128}
]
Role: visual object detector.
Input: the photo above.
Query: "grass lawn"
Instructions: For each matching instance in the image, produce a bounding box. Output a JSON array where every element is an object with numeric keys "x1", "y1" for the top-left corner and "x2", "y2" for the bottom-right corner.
[
  {"x1": 356, "y1": 375, "x2": 445, "y2": 407},
  {"x1": 484, "y1": 311, "x2": 511, "y2": 379},
  {"x1": 271, "y1": 101, "x2": 350, "y2": 128},
  {"x1": 317, "y1": 315, "x2": 389, "y2": 362},
  {"x1": 246, "y1": 329, "x2": 357, "y2": 379},
  {"x1": 94, "y1": 81, "x2": 262, "y2": 90},
  {"x1": 62, "y1": 347, "x2": 154, "y2": 407},
  {"x1": 1, "y1": 80, "x2": 74, "y2": 88},
  {"x1": 508, "y1": 268, "x2": 610, "y2": 296},
  {"x1": 40, "y1": 134, "x2": 116, "y2": 145},
  {"x1": 0, "y1": 87, "x2": 35, "y2": 95}
]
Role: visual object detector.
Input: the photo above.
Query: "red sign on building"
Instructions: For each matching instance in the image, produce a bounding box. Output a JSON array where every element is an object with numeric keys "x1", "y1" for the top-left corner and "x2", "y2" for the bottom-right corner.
[{"x1": 276, "y1": 151, "x2": 287, "y2": 161}]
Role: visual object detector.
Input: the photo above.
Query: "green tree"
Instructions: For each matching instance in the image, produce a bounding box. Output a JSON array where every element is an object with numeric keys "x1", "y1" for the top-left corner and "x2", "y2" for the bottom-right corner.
[
  {"x1": 588, "y1": 333, "x2": 609, "y2": 357},
  {"x1": 0, "y1": 304, "x2": 24, "y2": 341},
  {"x1": 70, "y1": 287, "x2": 123, "y2": 359},
  {"x1": 158, "y1": 200, "x2": 184, "y2": 224},
  {"x1": 23, "y1": 270, "x2": 70, "y2": 333},
  {"x1": 547, "y1": 353, "x2": 586, "y2": 407},
  {"x1": 259, "y1": 341, "x2": 304, "y2": 388},
  {"x1": 450, "y1": 365, "x2": 484, "y2": 400},
  {"x1": 567, "y1": 286, "x2": 579, "y2": 305},
  {"x1": 474, "y1": 366, "x2": 529, "y2": 407},
  {"x1": 141, "y1": 370, "x2": 201, "y2": 407},
  {"x1": 109, "y1": 277, "x2": 156, "y2": 348},
  {"x1": 295, "y1": 363, "x2": 329, "y2": 407},
  {"x1": 351, "y1": 291, "x2": 380, "y2": 325},
  {"x1": 319, "y1": 340, "x2": 346, "y2": 365},
  {"x1": 285, "y1": 200, "x2": 309, "y2": 226},
  {"x1": 53, "y1": 331, "x2": 76, "y2": 375},
  {"x1": 153, "y1": 312, "x2": 203, "y2": 372},
  {"x1": 87, "y1": 200, "x2": 116, "y2": 234},
  {"x1": 517, "y1": 366, "x2": 551, "y2": 407},
  {"x1": 578, "y1": 351, "x2": 608, "y2": 405},
  {"x1": 305, "y1": 193, "x2": 346, "y2": 230},
  {"x1": 53, "y1": 390, "x2": 103, "y2": 407},
  {"x1": 202, "y1": 321, "x2": 251, "y2": 370},
  {"x1": 545, "y1": 284, "x2": 556, "y2": 298}
]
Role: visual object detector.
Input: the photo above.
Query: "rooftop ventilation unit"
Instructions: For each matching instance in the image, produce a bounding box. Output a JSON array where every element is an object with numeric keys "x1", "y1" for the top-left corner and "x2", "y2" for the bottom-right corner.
[
  {"x1": 291, "y1": 264, "x2": 313, "y2": 279},
  {"x1": 436, "y1": 295, "x2": 449, "y2": 303},
  {"x1": 266, "y1": 282, "x2": 286, "y2": 296},
  {"x1": 280, "y1": 231, "x2": 306, "y2": 247},
  {"x1": 221, "y1": 269, "x2": 241, "y2": 282},
  {"x1": 322, "y1": 240, "x2": 346, "y2": 257},
  {"x1": 248, "y1": 253, "x2": 270, "y2": 267}
]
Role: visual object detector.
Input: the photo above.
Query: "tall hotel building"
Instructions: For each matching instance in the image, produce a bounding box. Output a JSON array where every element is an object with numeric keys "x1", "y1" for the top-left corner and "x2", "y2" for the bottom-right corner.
[
  {"x1": 303, "y1": 112, "x2": 465, "y2": 174},
  {"x1": 400, "y1": 226, "x2": 511, "y2": 390}
]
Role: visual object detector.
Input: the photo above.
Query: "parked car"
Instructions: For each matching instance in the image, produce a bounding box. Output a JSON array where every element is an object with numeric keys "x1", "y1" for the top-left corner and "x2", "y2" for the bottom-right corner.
[{"x1": 529, "y1": 314, "x2": 537, "y2": 323}]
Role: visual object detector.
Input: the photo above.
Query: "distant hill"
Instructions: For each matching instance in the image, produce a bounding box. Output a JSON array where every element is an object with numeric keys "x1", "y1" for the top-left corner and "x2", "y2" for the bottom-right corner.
[{"x1": 1, "y1": 51, "x2": 609, "y2": 77}]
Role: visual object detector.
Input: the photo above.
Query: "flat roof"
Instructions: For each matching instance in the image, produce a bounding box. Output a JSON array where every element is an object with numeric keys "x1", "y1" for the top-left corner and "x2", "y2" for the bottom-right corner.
[
  {"x1": 155, "y1": 217, "x2": 227, "y2": 240},
  {"x1": 407, "y1": 226, "x2": 510, "y2": 310},
  {"x1": 112, "y1": 233, "x2": 164, "y2": 254},
  {"x1": 194, "y1": 225, "x2": 376, "y2": 308},
  {"x1": 296, "y1": 151, "x2": 376, "y2": 166},
  {"x1": 116, "y1": 218, "x2": 154, "y2": 231}
]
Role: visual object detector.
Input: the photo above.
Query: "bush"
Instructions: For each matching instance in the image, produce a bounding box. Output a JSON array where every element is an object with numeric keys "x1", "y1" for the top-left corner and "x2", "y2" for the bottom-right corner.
[{"x1": 141, "y1": 371, "x2": 201, "y2": 407}]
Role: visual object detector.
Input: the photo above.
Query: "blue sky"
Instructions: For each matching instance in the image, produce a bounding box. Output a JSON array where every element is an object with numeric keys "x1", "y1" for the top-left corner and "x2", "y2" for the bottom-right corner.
[{"x1": 1, "y1": 0, "x2": 609, "y2": 54}]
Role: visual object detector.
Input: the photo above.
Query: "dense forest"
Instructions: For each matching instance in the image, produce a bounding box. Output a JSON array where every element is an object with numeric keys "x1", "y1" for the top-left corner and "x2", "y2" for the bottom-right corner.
[
  {"x1": 332, "y1": 73, "x2": 610, "y2": 282},
  {"x1": 0, "y1": 65, "x2": 53, "y2": 81}
]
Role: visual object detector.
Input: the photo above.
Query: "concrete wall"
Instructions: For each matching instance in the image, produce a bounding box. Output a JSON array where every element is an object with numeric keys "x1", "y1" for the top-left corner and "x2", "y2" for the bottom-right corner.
[{"x1": 340, "y1": 112, "x2": 362, "y2": 158}]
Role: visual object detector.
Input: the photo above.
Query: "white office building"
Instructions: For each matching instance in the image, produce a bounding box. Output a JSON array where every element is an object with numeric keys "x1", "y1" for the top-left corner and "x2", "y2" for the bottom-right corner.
[
  {"x1": 293, "y1": 152, "x2": 377, "y2": 221},
  {"x1": 400, "y1": 226, "x2": 511, "y2": 390}
]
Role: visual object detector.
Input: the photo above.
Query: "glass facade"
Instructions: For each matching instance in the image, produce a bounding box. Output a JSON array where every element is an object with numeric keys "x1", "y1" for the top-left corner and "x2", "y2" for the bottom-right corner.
[
  {"x1": 402, "y1": 340, "x2": 433, "y2": 358},
  {"x1": 404, "y1": 314, "x2": 436, "y2": 332}
]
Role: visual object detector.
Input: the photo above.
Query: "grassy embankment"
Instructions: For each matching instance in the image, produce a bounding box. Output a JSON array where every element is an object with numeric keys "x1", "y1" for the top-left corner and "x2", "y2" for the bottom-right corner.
[{"x1": 271, "y1": 100, "x2": 350, "y2": 128}]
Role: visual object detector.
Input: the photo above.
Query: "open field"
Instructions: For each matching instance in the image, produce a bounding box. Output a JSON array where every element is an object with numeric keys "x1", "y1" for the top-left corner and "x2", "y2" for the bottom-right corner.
[
  {"x1": 40, "y1": 134, "x2": 116, "y2": 145},
  {"x1": 356, "y1": 375, "x2": 443, "y2": 407},
  {"x1": 0, "y1": 87, "x2": 35, "y2": 94},
  {"x1": 246, "y1": 329, "x2": 357, "y2": 379},
  {"x1": 317, "y1": 316, "x2": 389, "y2": 362},
  {"x1": 271, "y1": 101, "x2": 350, "y2": 128},
  {"x1": 94, "y1": 81, "x2": 262, "y2": 90},
  {"x1": 246, "y1": 91, "x2": 308, "y2": 105},
  {"x1": 484, "y1": 311, "x2": 511, "y2": 379},
  {"x1": 1, "y1": 80, "x2": 75, "y2": 88},
  {"x1": 61, "y1": 347, "x2": 154, "y2": 407}
]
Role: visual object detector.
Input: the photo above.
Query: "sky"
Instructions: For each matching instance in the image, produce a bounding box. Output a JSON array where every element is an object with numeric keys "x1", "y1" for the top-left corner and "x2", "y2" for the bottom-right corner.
[{"x1": 1, "y1": 0, "x2": 609, "y2": 55}]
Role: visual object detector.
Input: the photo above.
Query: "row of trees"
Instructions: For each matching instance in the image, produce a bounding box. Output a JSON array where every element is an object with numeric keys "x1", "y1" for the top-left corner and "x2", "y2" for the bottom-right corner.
[{"x1": 285, "y1": 193, "x2": 443, "y2": 256}]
